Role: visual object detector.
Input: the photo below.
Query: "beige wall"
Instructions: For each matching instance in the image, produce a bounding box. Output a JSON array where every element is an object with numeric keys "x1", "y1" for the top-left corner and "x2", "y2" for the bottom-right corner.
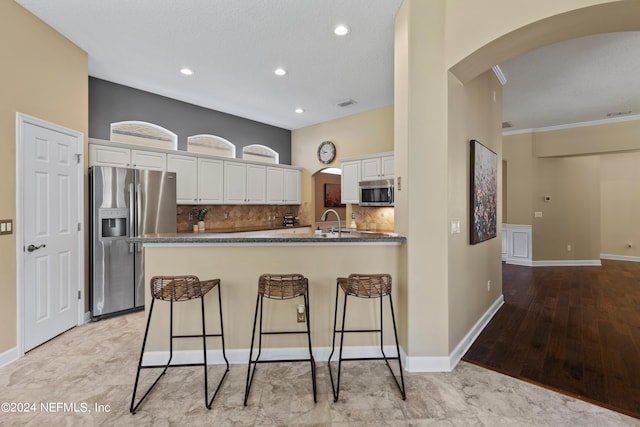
[
  {"x1": 0, "y1": 2, "x2": 88, "y2": 354},
  {"x1": 532, "y1": 155, "x2": 601, "y2": 260},
  {"x1": 393, "y1": 0, "x2": 637, "y2": 360},
  {"x1": 505, "y1": 118, "x2": 640, "y2": 261},
  {"x1": 502, "y1": 133, "x2": 534, "y2": 225},
  {"x1": 534, "y1": 119, "x2": 640, "y2": 157},
  {"x1": 601, "y1": 151, "x2": 640, "y2": 257},
  {"x1": 447, "y1": 70, "x2": 503, "y2": 348}
]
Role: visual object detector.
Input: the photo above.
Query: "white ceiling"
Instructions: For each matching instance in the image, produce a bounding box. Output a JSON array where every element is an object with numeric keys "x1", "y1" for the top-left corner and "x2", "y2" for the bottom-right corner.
[
  {"x1": 500, "y1": 31, "x2": 640, "y2": 132},
  {"x1": 16, "y1": 0, "x2": 403, "y2": 130},
  {"x1": 14, "y1": 1, "x2": 640, "y2": 133}
]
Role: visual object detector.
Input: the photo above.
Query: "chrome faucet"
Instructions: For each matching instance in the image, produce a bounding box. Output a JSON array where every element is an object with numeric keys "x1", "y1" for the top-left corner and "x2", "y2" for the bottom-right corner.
[{"x1": 321, "y1": 209, "x2": 341, "y2": 237}]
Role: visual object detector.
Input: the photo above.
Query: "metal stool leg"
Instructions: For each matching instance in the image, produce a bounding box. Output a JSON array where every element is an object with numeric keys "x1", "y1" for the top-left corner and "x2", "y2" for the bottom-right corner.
[
  {"x1": 130, "y1": 297, "x2": 173, "y2": 414},
  {"x1": 329, "y1": 289, "x2": 349, "y2": 402},
  {"x1": 207, "y1": 281, "x2": 229, "y2": 408},
  {"x1": 200, "y1": 295, "x2": 210, "y2": 409},
  {"x1": 244, "y1": 294, "x2": 262, "y2": 406},
  {"x1": 303, "y1": 290, "x2": 317, "y2": 402},
  {"x1": 387, "y1": 293, "x2": 406, "y2": 399},
  {"x1": 327, "y1": 281, "x2": 340, "y2": 401}
]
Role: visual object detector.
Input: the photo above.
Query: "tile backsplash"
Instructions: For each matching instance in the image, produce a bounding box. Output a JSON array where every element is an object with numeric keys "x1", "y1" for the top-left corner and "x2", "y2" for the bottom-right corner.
[
  {"x1": 350, "y1": 206, "x2": 394, "y2": 232},
  {"x1": 177, "y1": 205, "x2": 301, "y2": 232}
]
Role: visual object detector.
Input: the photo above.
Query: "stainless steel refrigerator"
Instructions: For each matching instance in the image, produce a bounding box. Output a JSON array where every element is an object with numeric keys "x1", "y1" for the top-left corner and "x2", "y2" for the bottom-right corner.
[{"x1": 90, "y1": 166, "x2": 176, "y2": 320}]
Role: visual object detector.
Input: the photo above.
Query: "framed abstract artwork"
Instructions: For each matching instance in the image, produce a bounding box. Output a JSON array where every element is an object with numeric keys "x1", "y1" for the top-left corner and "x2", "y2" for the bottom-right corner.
[
  {"x1": 470, "y1": 139, "x2": 497, "y2": 244},
  {"x1": 324, "y1": 183, "x2": 344, "y2": 207}
]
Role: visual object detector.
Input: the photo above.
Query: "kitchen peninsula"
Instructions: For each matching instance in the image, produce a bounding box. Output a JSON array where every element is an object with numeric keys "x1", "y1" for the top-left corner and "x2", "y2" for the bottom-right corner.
[{"x1": 130, "y1": 231, "x2": 406, "y2": 361}]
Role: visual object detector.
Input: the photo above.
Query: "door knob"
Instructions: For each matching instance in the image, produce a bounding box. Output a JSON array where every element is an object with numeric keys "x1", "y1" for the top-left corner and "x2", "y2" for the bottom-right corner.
[{"x1": 27, "y1": 244, "x2": 46, "y2": 252}]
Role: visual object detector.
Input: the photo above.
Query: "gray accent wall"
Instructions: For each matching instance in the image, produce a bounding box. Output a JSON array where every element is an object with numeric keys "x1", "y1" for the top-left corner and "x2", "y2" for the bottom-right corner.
[{"x1": 89, "y1": 77, "x2": 292, "y2": 164}]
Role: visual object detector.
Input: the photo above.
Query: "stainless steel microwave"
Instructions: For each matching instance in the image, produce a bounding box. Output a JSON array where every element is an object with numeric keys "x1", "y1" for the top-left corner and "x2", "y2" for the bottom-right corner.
[{"x1": 359, "y1": 179, "x2": 394, "y2": 206}]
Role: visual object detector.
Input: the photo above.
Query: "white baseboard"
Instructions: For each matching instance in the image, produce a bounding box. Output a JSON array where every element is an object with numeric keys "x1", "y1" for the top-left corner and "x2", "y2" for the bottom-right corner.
[
  {"x1": 141, "y1": 345, "x2": 403, "y2": 367},
  {"x1": 600, "y1": 253, "x2": 640, "y2": 263},
  {"x1": 0, "y1": 346, "x2": 19, "y2": 369},
  {"x1": 403, "y1": 294, "x2": 504, "y2": 372},
  {"x1": 531, "y1": 259, "x2": 601, "y2": 267}
]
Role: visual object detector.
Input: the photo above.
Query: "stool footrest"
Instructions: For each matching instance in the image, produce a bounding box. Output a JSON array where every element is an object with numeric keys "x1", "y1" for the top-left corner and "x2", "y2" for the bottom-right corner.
[
  {"x1": 171, "y1": 333, "x2": 224, "y2": 339},
  {"x1": 140, "y1": 362, "x2": 224, "y2": 369},
  {"x1": 250, "y1": 357, "x2": 315, "y2": 364},
  {"x1": 260, "y1": 330, "x2": 309, "y2": 335},
  {"x1": 332, "y1": 328, "x2": 381, "y2": 334},
  {"x1": 329, "y1": 356, "x2": 400, "y2": 362}
]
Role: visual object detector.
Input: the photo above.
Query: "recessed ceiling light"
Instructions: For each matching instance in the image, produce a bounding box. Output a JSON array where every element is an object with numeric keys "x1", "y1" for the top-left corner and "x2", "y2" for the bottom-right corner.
[
  {"x1": 274, "y1": 68, "x2": 287, "y2": 76},
  {"x1": 334, "y1": 24, "x2": 350, "y2": 36},
  {"x1": 180, "y1": 68, "x2": 193, "y2": 76},
  {"x1": 295, "y1": 108, "x2": 305, "y2": 114}
]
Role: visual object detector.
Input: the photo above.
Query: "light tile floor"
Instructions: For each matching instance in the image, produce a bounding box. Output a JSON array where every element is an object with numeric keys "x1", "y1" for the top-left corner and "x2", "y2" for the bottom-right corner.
[{"x1": 0, "y1": 311, "x2": 638, "y2": 426}]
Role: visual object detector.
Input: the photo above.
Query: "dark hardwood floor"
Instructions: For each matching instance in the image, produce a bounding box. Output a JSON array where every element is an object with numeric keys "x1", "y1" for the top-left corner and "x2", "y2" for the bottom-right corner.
[{"x1": 463, "y1": 260, "x2": 640, "y2": 419}]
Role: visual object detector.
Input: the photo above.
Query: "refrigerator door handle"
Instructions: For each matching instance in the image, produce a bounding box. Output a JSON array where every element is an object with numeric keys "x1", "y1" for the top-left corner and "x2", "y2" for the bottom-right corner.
[
  {"x1": 129, "y1": 183, "x2": 135, "y2": 254},
  {"x1": 136, "y1": 183, "x2": 142, "y2": 253}
]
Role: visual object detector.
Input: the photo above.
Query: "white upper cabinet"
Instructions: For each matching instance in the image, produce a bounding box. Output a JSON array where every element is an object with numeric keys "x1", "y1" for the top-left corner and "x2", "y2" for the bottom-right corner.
[
  {"x1": 90, "y1": 139, "x2": 300, "y2": 206},
  {"x1": 245, "y1": 163, "x2": 266, "y2": 204},
  {"x1": 267, "y1": 167, "x2": 300, "y2": 204},
  {"x1": 224, "y1": 161, "x2": 266, "y2": 204},
  {"x1": 131, "y1": 149, "x2": 167, "y2": 171},
  {"x1": 341, "y1": 160, "x2": 361, "y2": 204},
  {"x1": 167, "y1": 154, "x2": 223, "y2": 204},
  {"x1": 283, "y1": 169, "x2": 301, "y2": 204},
  {"x1": 167, "y1": 154, "x2": 198, "y2": 204},
  {"x1": 340, "y1": 152, "x2": 393, "y2": 204},
  {"x1": 361, "y1": 155, "x2": 394, "y2": 180},
  {"x1": 89, "y1": 144, "x2": 166, "y2": 170},
  {"x1": 197, "y1": 157, "x2": 224, "y2": 204}
]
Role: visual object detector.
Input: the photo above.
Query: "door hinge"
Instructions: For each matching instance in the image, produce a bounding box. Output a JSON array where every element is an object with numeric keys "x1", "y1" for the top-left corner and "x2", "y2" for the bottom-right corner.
[
  {"x1": 75, "y1": 153, "x2": 82, "y2": 164},
  {"x1": 78, "y1": 290, "x2": 81, "y2": 300},
  {"x1": 77, "y1": 222, "x2": 82, "y2": 231}
]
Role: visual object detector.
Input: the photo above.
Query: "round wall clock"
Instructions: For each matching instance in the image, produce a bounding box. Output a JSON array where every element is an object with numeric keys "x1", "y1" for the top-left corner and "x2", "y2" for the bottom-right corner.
[{"x1": 317, "y1": 141, "x2": 336, "y2": 164}]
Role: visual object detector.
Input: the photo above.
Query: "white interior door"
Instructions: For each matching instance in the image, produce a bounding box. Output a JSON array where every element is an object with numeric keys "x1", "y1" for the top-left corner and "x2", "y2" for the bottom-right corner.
[{"x1": 20, "y1": 117, "x2": 82, "y2": 351}]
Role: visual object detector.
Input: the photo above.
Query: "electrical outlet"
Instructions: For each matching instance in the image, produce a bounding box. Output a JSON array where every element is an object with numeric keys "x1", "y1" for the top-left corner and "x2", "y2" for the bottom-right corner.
[
  {"x1": 487, "y1": 280, "x2": 491, "y2": 291},
  {"x1": 567, "y1": 244, "x2": 572, "y2": 252},
  {"x1": 297, "y1": 304, "x2": 305, "y2": 323}
]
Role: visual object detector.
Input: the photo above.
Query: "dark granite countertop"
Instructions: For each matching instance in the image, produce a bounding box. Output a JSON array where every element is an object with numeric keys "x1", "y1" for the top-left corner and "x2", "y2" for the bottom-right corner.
[
  {"x1": 185, "y1": 224, "x2": 312, "y2": 234},
  {"x1": 129, "y1": 229, "x2": 405, "y2": 245}
]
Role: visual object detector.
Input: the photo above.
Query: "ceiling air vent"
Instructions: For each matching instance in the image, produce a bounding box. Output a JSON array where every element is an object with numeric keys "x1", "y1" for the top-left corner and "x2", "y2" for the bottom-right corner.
[
  {"x1": 337, "y1": 98, "x2": 356, "y2": 108},
  {"x1": 502, "y1": 121, "x2": 513, "y2": 129},
  {"x1": 606, "y1": 110, "x2": 632, "y2": 117}
]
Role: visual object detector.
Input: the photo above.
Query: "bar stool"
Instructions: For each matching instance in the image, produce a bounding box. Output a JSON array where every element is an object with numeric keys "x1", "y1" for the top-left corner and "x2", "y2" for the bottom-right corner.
[
  {"x1": 244, "y1": 273, "x2": 316, "y2": 405},
  {"x1": 328, "y1": 273, "x2": 406, "y2": 401},
  {"x1": 130, "y1": 275, "x2": 229, "y2": 413}
]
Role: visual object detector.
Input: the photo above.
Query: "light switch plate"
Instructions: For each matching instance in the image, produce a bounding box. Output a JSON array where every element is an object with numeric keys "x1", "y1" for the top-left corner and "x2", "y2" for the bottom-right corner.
[
  {"x1": 534, "y1": 212, "x2": 543, "y2": 218},
  {"x1": 0, "y1": 219, "x2": 13, "y2": 235},
  {"x1": 451, "y1": 220, "x2": 461, "y2": 234}
]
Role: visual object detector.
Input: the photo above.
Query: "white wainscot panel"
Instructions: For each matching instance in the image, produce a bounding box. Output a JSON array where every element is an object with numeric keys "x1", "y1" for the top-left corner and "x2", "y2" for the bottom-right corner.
[{"x1": 502, "y1": 224, "x2": 532, "y2": 266}]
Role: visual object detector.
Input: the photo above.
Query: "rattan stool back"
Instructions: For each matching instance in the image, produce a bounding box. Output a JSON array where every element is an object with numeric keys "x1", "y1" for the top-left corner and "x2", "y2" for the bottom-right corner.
[
  {"x1": 258, "y1": 273, "x2": 307, "y2": 300},
  {"x1": 338, "y1": 273, "x2": 392, "y2": 298},
  {"x1": 151, "y1": 275, "x2": 218, "y2": 301}
]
